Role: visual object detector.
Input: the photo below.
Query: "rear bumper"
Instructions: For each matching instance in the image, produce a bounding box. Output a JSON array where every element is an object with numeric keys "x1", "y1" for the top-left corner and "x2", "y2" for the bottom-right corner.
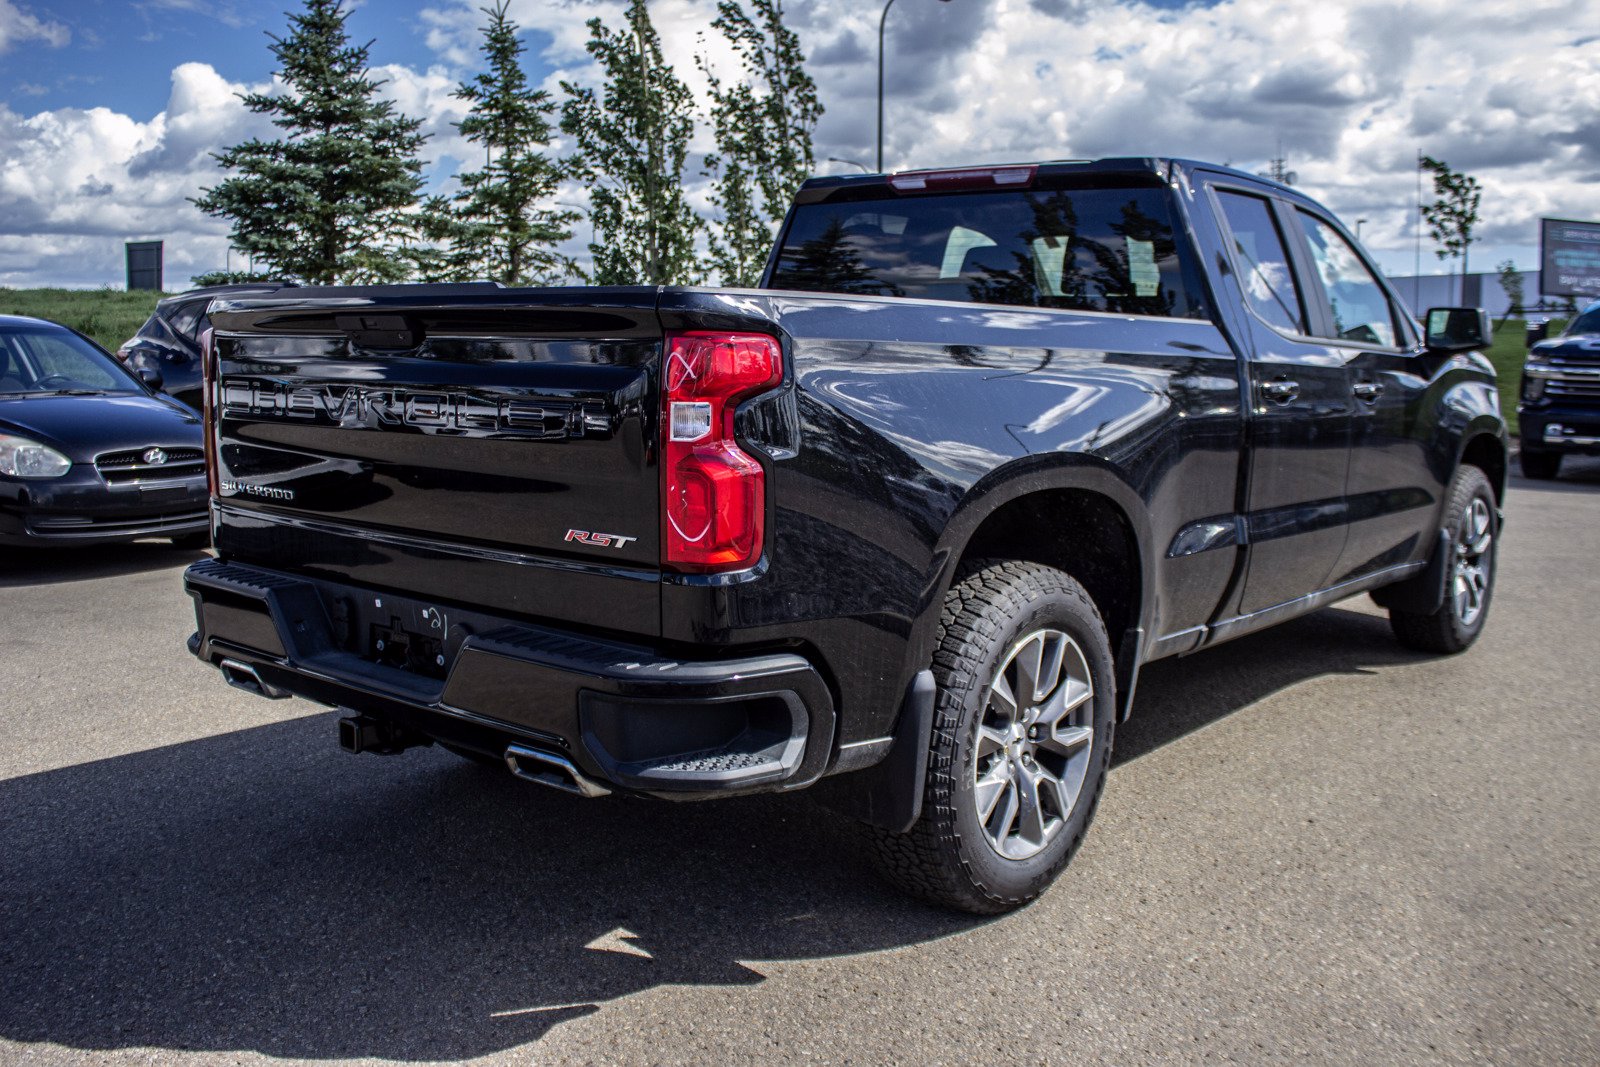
[{"x1": 183, "y1": 558, "x2": 836, "y2": 797}]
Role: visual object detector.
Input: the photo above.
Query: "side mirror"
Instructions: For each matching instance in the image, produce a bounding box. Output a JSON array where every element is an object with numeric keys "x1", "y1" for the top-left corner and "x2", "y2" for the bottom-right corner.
[
  {"x1": 1525, "y1": 320, "x2": 1551, "y2": 349},
  {"x1": 1425, "y1": 307, "x2": 1490, "y2": 352},
  {"x1": 136, "y1": 365, "x2": 164, "y2": 390}
]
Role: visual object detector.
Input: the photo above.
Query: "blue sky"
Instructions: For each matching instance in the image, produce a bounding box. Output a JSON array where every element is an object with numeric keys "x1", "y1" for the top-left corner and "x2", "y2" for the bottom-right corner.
[
  {"x1": 4, "y1": 1, "x2": 456, "y2": 119},
  {"x1": 0, "y1": 0, "x2": 1596, "y2": 289}
]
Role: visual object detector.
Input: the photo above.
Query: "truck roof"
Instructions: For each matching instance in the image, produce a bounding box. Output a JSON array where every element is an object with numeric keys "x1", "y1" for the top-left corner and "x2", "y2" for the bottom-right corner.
[{"x1": 794, "y1": 156, "x2": 1297, "y2": 204}]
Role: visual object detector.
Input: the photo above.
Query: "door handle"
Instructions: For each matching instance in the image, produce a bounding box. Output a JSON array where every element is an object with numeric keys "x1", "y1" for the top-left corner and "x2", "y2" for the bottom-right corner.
[
  {"x1": 1352, "y1": 380, "x2": 1384, "y2": 403},
  {"x1": 1261, "y1": 378, "x2": 1299, "y2": 404}
]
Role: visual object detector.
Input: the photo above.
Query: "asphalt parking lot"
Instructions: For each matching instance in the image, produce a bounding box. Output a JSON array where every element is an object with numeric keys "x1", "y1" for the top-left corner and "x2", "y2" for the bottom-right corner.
[{"x1": 2, "y1": 460, "x2": 1597, "y2": 1066}]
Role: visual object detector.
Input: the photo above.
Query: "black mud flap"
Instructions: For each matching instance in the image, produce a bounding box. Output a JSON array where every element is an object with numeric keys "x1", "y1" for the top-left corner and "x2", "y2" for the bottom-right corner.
[
  {"x1": 812, "y1": 671, "x2": 936, "y2": 834},
  {"x1": 1370, "y1": 529, "x2": 1450, "y2": 615}
]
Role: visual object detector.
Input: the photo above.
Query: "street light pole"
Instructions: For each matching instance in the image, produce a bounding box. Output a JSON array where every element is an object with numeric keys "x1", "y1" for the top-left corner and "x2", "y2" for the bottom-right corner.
[
  {"x1": 877, "y1": 0, "x2": 897, "y2": 174},
  {"x1": 878, "y1": 0, "x2": 954, "y2": 173},
  {"x1": 1355, "y1": 218, "x2": 1368, "y2": 241}
]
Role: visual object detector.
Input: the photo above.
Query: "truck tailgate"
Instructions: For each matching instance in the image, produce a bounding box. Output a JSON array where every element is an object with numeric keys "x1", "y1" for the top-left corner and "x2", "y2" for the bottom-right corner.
[{"x1": 204, "y1": 286, "x2": 663, "y2": 635}]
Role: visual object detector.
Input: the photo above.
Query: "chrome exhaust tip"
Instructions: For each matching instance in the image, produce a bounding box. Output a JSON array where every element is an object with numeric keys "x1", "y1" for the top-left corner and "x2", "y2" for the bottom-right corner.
[
  {"x1": 504, "y1": 744, "x2": 611, "y2": 798},
  {"x1": 218, "y1": 658, "x2": 290, "y2": 700}
]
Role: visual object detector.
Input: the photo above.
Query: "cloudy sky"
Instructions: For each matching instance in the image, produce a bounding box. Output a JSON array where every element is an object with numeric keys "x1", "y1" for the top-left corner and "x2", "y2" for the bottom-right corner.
[{"x1": 0, "y1": 0, "x2": 1596, "y2": 291}]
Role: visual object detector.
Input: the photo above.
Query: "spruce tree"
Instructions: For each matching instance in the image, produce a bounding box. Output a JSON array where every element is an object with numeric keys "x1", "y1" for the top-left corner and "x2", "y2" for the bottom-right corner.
[
  {"x1": 560, "y1": 0, "x2": 701, "y2": 286},
  {"x1": 700, "y1": 0, "x2": 822, "y2": 286},
  {"x1": 193, "y1": 0, "x2": 427, "y2": 285},
  {"x1": 419, "y1": 1, "x2": 577, "y2": 286}
]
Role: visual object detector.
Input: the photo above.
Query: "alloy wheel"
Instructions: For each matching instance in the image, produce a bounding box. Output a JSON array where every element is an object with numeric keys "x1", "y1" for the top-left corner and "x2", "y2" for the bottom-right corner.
[
  {"x1": 973, "y1": 628, "x2": 1095, "y2": 860},
  {"x1": 1453, "y1": 496, "x2": 1493, "y2": 627}
]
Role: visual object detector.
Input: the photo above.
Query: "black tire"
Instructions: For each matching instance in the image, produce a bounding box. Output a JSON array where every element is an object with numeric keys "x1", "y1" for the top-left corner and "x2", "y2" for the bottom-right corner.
[
  {"x1": 1519, "y1": 449, "x2": 1561, "y2": 480},
  {"x1": 867, "y1": 559, "x2": 1116, "y2": 914},
  {"x1": 1388, "y1": 465, "x2": 1497, "y2": 654},
  {"x1": 170, "y1": 531, "x2": 211, "y2": 550}
]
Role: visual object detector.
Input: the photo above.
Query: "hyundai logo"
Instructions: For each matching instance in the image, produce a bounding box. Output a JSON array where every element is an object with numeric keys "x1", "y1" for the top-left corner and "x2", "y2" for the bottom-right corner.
[{"x1": 142, "y1": 448, "x2": 168, "y2": 465}]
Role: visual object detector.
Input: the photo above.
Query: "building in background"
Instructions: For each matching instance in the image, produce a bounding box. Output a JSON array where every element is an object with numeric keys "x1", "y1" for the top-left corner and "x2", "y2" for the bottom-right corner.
[{"x1": 1387, "y1": 270, "x2": 1565, "y2": 320}]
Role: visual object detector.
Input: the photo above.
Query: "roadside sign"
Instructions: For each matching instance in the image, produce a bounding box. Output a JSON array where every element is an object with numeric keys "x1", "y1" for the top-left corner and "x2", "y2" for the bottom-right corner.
[{"x1": 1539, "y1": 218, "x2": 1600, "y2": 298}]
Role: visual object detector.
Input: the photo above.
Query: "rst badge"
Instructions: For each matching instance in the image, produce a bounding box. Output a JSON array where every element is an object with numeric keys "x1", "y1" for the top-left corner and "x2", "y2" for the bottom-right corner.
[{"x1": 565, "y1": 529, "x2": 638, "y2": 549}]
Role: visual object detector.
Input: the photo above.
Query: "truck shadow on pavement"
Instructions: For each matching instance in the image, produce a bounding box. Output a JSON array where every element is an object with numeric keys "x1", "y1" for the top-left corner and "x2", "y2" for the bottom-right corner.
[
  {"x1": 1505, "y1": 453, "x2": 1600, "y2": 494},
  {"x1": 0, "y1": 541, "x2": 207, "y2": 588},
  {"x1": 0, "y1": 603, "x2": 1428, "y2": 1060}
]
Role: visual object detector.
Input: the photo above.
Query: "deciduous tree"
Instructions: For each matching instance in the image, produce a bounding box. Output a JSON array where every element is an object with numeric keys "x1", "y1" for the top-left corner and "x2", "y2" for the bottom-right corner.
[
  {"x1": 698, "y1": 0, "x2": 822, "y2": 287},
  {"x1": 560, "y1": 0, "x2": 701, "y2": 286},
  {"x1": 1496, "y1": 259, "x2": 1524, "y2": 319},
  {"x1": 1420, "y1": 155, "x2": 1482, "y2": 303}
]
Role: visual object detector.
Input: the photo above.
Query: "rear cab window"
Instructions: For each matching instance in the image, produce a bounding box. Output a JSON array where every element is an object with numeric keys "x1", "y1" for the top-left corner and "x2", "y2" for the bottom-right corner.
[{"x1": 770, "y1": 180, "x2": 1211, "y2": 320}]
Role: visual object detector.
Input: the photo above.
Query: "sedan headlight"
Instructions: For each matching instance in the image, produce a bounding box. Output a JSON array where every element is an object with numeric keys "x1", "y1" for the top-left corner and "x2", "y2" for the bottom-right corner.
[{"x1": 0, "y1": 433, "x2": 72, "y2": 478}]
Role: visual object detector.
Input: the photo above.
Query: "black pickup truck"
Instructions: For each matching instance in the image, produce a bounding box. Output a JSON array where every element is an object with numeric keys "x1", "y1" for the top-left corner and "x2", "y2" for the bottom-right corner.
[
  {"x1": 183, "y1": 158, "x2": 1507, "y2": 913},
  {"x1": 1519, "y1": 298, "x2": 1600, "y2": 478}
]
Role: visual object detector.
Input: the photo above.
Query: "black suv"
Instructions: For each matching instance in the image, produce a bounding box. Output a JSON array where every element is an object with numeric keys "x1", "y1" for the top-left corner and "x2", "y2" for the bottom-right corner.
[{"x1": 118, "y1": 284, "x2": 283, "y2": 412}]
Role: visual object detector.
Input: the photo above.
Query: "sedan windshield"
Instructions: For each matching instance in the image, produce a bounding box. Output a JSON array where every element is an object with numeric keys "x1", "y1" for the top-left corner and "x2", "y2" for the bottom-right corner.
[{"x1": 0, "y1": 326, "x2": 142, "y2": 396}]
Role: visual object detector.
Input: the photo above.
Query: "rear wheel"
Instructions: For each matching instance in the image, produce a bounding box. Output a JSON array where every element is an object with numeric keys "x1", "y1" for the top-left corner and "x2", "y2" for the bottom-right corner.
[
  {"x1": 170, "y1": 531, "x2": 210, "y2": 550},
  {"x1": 1388, "y1": 465, "x2": 1498, "y2": 654},
  {"x1": 1519, "y1": 449, "x2": 1561, "y2": 480},
  {"x1": 867, "y1": 559, "x2": 1116, "y2": 914}
]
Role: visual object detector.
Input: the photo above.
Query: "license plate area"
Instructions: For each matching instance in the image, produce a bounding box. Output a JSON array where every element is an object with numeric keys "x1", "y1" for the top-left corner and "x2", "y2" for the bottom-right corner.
[
  {"x1": 371, "y1": 621, "x2": 445, "y2": 679},
  {"x1": 322, "y1": 588, "x2": 457, "y2": 681}
]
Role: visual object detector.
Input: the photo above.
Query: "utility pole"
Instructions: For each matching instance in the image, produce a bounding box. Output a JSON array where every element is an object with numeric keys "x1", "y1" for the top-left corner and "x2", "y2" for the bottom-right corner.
[
  {"x1": 1414, "y1": 149, "x2": 1423, "y2": 312},
  {"x1": 878, "y1": 0, "x2": 956, "y2": 173}
]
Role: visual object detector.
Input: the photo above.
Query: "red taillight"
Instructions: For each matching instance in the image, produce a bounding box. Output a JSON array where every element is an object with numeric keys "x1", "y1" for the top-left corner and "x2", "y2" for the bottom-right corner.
[
  {"x1": 662, "y1": 331, "x2": 781, "y2": 573},
  {"x1": 198, "y1": 326, "x2": 218, "y2": 498}
]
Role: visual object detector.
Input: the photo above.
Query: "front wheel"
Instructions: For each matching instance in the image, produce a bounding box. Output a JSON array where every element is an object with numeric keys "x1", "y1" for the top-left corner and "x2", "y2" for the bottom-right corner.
[
  {"x1": 1388, "y1": 465, "x2": 1498, "y2": 654},
  {"x1": 867, "y1": 559, "x2": 1116, "y2": 914}
]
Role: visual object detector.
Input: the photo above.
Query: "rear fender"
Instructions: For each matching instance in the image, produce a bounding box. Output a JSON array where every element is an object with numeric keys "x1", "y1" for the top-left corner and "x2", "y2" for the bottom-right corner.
[{"x1": 906, "y1": 456, "x2": 1154, "y2": 716}]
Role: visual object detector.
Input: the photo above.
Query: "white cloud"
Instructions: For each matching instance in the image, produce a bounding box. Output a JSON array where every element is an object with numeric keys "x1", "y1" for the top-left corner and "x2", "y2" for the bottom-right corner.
[
  {"x1": 786, "y1": 0, "x2": 1600, "y2": 277},
  {"x1": 0, "y1": 62, "x2": 273, "y2": 287},
  {"x1": 0, "y1": 0, "x2": 67, "y2": 51},
  {"x1": 3, "y1": 0, "x2": 1599, "y2": 287},
  {"x1": 419, "y1": 0, "x2": 1600, "y2": 276}
]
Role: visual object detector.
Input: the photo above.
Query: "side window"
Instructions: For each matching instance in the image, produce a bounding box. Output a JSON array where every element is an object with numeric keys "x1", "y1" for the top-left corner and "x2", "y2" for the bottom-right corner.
[
  {"x1": 165, "y1": 301, "x2": 206, "y2": 343},
  {"x1": 1295, "y1": 211, "x2": 1399, "y2": 348},
  {"x1": 1214, "y1": 190, "x2": 1306, "y2": 335}
]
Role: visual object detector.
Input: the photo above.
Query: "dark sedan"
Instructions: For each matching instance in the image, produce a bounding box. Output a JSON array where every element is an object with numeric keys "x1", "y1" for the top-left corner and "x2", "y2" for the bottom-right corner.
[
  {"x1": 117, "y1": 283, "x2": 282, "y2": 411},
  {"x1": 0, "y1": 314, "x2": 209, "y2": 547}
]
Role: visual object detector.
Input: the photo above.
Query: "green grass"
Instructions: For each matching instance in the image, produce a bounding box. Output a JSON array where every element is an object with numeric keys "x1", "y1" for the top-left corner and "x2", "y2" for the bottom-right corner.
[{"x1": 0, "y1": 287, "x2": 166, "y2": 354}]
